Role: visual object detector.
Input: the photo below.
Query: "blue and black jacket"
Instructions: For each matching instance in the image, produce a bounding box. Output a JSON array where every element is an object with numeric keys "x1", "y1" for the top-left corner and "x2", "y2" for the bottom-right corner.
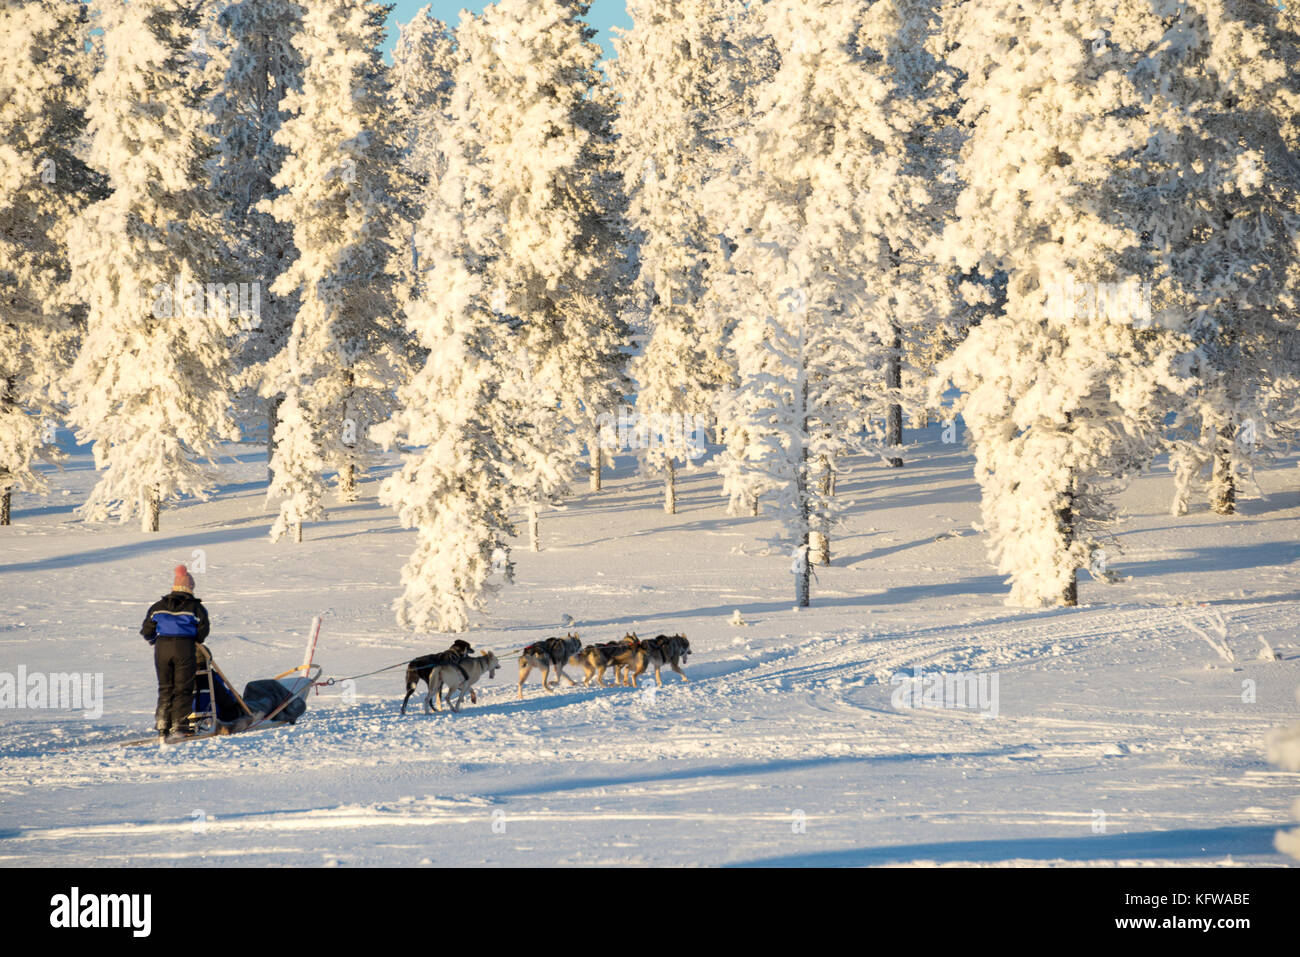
[{"x1": 141, "y1": 591, "x2": 210, "y2": 645}]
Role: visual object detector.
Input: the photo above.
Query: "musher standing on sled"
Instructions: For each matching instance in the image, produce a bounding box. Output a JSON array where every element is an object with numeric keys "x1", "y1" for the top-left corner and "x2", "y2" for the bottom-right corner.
[{"x1": 140, "y1": 565, "x2": 210, "y2": 741}]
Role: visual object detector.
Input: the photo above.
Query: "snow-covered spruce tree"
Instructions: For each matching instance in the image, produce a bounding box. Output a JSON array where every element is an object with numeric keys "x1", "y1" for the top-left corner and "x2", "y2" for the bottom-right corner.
[
  {"x1": 265, "y1": 0, "x2": 412, "y2": 542},
  {"x1": 727, "y1": 286, "x2": 870, "y2": 601},
  {"x1": 613, "y1": 0, "x2": 745, "y2": 509},
  {"x1": 464, "y1": 0, "x2": 632, "y2": 549},
  {"x1": 210, "y1": 0, "x2": 304, "y2": 476},
  {"x1": 735, "y1": 0, "x2": 959, "y2": 480},
  {"x1": 846, "y1": 0, "x2": 959, "y2": 470},
  {"x1": 697, "y1": 1, "x2": 779, "y2": 497},
  {"x1": 1144, "y1": 1, "x2": 1300, "y2": 516},
  {"x1": 391, "y1": 7, "x2": 456, "y2": 183},
  {"x1": 714, "y1": 308, "x2": 784, "y2": 518},
  {"x1": 0, "y1": 0, "x2": 102, "y2": 526},
  {"x1": 709, "y1": 2, "x2": 815, "y2": 526},
  {"x1": 373, "y1": 92, "x2": 522, "y2": 634},
  {"x1": 390, "y1": 3, "x2": 456, "y2": 299},
  {"x1": 934, "y1": 0, "x2": 1186, "y2": 607},
  {"x1": 66, "y1": 0, "x2": 238, "y2": 533},
  {"x1": 715, "y1": 0, "x2": 898, "y2": 600}
]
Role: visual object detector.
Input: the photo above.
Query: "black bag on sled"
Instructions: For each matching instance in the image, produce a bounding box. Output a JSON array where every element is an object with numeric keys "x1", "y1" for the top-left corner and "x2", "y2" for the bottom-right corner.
[{"x1": 241, "y1": 679, "x2": 306, "y2": 724}]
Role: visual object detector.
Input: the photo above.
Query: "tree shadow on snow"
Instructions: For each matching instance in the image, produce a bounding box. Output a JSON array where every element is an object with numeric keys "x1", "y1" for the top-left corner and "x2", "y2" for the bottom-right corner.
[
  {"x1": 1116, "y1": 541, "x2": 1300, "y2": 579},
  {"x1": 0, "y1": 523, "x2": 275, "y2": 575},
  {"x1": 473, "y1": 750, "x2": 1041, "y2": 800},
  {"x1": 562, "y1": 574, "x2": 1009, "y2": 630}
]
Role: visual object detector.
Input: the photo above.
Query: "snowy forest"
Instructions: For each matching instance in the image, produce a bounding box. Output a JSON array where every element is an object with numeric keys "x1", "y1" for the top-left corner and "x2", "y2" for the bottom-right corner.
[
  {"x1": 8, "y1": 0, "x2": 1300, "y2": 876},
  {"x1": 3, "y1": 0, "x2": 1299, "y2": 635}
]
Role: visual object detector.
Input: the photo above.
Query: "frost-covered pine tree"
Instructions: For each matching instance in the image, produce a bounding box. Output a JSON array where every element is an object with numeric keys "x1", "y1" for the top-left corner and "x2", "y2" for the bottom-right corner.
[
  {"x1": 0, "y1": 0, "x2": 102, "y2": 525},
  {"x1": 724, "y1": 0, "x2": 959, "y2": 482},
  {"x1": 934, "y1": 0, "x2": 1186, "y2": 606},
  {"x1": 210, "y1": 0, "x2": 305, "y2": 474},
  {"x1": 1146, "y1": 1, "x2": 1300, "y2": 516},
  {"x1": 66, "y1": 0, "x2": 238, "y2": 533},
  {"x1": 264, "y1": 0, "x2": 411, "y2": 542},
  {"x1": 391, "y1": 6, "x2": 456, "y2": 187},
  {"x1": 697, "y1": 2, "x2": 796, "y2": 514},
  {"x1": 728, "y1": 285, "x2": 868, "y2": 604},
  {"x1": 463, "y1": 0, "x2": 632, "y2": 548},
  {"x1": 846, "y1": 0, "x2": 957, "y2": 469},
  {"x1": 613, "y1": 0, "x2": 743, "y2": 509},
  {"x1": 715, "y1": 0, "x2": 899, "y2": 599},
  {"x1": 391, "y1": 5, "x2": 456, "y2": 267},
  {"x1": 386, "y1": 4, "x2": 456, "y2": 306},
  {"x1": 374, "y1": 98, "x2": 522, "y2": 633}
]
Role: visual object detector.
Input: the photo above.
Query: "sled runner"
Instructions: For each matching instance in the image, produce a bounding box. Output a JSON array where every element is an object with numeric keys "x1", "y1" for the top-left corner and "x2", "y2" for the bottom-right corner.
[{"x1": 118, "y1": 617, "x2": 322, "y2": 747}]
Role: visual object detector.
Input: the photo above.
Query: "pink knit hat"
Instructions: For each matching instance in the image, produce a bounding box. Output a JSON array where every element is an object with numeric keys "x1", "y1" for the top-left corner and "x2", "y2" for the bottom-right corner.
[{"x1": 173, "y1": 564, "x2": 194, "y2": 592}]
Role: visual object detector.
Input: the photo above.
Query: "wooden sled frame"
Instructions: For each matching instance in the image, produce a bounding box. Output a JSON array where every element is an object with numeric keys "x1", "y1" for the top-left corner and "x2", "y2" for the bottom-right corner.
[
  {"x1": 118, "y1": 618, "x2": 323, "y2": 746},
  {"x1": 186, "y1": 642, "x2": 256, "y2": 735},
  {"x1": 188, "y1": 646, "x2": 324, "y2": 735}
]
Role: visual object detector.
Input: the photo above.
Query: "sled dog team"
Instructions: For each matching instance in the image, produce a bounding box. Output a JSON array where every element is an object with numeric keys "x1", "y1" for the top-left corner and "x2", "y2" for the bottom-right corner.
[{"x1": 401, "y1": 632, "x2": 692, "y2": 715}]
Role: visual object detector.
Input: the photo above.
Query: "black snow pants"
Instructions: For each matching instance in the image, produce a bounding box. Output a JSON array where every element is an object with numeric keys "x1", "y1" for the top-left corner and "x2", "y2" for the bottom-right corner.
[{"x1": 154, "y1": 637, "x2": 197, "y2": 733}]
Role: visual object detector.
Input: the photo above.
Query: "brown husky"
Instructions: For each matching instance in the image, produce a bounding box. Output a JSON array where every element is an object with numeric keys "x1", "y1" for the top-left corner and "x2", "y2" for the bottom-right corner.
[
  {"x1": 517, "y1": 633, "x2": 583, "y2": 698},
  {"x1": 570, "y1": 634, "x2": 645, "y2": 687},
  {"x1": 630, "y1": 634, "x2": 691, "y2": 687}
]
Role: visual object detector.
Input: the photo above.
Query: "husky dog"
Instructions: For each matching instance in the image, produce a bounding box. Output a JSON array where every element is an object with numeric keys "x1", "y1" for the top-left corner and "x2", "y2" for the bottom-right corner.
[
  {"x1": 517, "y1": 633, "x2": 582, "y2": 699},
  {"x1": 571, "y1": 634, "x2": 644, "y2": 688},
  {"x1": 427, "y1": 651, "x2": 500, "y2": 714},
  {"x1": 402, "y1": 639, "x2": 475, "y2": 715},
  {"x1": 631, "y1": 634, "x2": 691, "y2": 687}
]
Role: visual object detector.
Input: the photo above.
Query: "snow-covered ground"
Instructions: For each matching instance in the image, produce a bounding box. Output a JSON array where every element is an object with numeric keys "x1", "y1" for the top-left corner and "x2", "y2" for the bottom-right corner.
[{"x1": 2, "y1": 427, "x2": 1299, "y2": 866}]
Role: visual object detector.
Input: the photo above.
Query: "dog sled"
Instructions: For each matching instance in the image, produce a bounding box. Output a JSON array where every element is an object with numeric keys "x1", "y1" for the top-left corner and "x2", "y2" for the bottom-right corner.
[{"x1": 119, "y1": 618, "x2": 323, "y2": 747}]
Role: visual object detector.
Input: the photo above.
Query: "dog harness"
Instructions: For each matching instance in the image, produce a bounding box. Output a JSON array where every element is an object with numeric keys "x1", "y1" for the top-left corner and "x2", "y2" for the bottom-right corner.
[
  {"x1": 525, "y1": 638, "x2": 569, "y2": 664},
  {"x1": 427, "y1": 650, "x2": 470, "y2": 681}
]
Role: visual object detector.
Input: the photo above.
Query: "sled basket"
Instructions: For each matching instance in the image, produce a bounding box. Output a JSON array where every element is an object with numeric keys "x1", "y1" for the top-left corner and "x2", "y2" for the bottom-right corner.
[{"x1": 185, "y1": 619, "x2": 322, "y2": 736}]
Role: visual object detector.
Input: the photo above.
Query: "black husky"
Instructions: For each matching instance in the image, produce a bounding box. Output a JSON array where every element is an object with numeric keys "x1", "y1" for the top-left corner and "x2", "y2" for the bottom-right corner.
[{"x1": 401, "y1": 639, "x2": 475, "y2": 714}]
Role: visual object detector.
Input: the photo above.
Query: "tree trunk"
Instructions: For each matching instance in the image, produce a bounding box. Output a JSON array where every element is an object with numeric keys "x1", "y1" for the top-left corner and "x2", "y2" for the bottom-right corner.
[
  {"x1": 589, "y1": 440, "x2": 602, "y2": 492},
  {"x1": 886, "y1": 324, "x2": 903, "y2": 467},
  {"x1": 749, "y1": 492, "x2": 759, "y2": 517},
  {"x1": 293, "y1": 520, "x2": 303, "y2": 544},
  {"x1": 1058, "y1": 479, "x2": 1077, "y2": 607},
  {"x1": 1170, "y1": 456, "x2": 1193, "y2": 517},
  {"x1": 339, "y1": 368, "x2": 357, "y2": 503},
  {"x1": 812, "y1": 456, "x2": 833, "y2": 565},
  {"x1": 1062, "y1": 566, "x2": 1078, "y2": 607},
  {"x1": 795, "y1": 539, "x2": 810, "y2": 608},
  {"x1": 267, "y1": 394, "x2": 283, "y2": 481},
  {"x1": 339, "y1": 462, "x2": 357, "y2": 503},
  {"x1": 1, "y1": 377, "x2": 14, "y2": 526},
  {"x1": 143, "y1": 486, "x2": 160, "y2": 533},
  {"x1": 1210, "y1": 428, "x2": 1236, "y2": 515},
  {"x1": 796, "y1": 378, "x2": 811, "y2": 606},
  {"x1": 528, "y1": 503, "x2": 540, "y2": 552},
  {"x1": 664, "y1": 459, "x2": 676, "y2": 514},
  {"x1": 811, "y1": 530, "x2": 829, "y2": 566}
]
